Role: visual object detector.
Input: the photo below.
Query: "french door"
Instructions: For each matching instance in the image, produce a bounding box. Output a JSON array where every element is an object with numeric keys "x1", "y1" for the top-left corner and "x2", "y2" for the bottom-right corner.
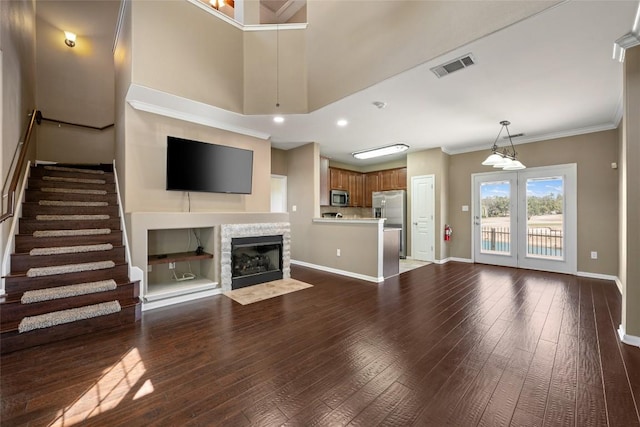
[{"x1": 473, "y1": 164, "x2": 576, "y2": 274}]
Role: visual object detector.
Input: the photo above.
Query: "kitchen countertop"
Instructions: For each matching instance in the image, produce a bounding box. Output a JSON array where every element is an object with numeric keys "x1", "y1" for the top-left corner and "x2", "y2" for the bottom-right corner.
[{"x1": 313, "y1": 217, "x2": 384, "y2": 224}]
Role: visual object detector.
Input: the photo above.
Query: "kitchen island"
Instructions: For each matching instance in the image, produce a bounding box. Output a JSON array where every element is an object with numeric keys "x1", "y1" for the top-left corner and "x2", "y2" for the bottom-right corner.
[{"x1": 289, "y1": 217, "x2": 399, "y2": 282}]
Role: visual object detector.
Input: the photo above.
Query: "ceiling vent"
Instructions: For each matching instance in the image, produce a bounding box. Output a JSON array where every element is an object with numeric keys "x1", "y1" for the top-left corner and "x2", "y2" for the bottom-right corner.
[{"x1": 430, "y1": 54, "x2": 476, "y2": 78}]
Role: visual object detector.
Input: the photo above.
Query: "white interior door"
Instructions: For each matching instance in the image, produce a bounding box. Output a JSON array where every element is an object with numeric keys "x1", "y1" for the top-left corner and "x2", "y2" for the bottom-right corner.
[
  {"x1": 270, "y1": 175, "x2": 287, "y2": 213},
  {"x1": 473, "y1": 164, "x2": 577, "y2": 274},
  {"x1": 411, "y1": 175, "x2": 435, "y2": 262}
]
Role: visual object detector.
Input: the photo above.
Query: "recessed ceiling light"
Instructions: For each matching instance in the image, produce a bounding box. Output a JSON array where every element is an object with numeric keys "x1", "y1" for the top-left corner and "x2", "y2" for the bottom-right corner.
[
  {"x1": 337, "y1": 119, "x2": 348, "y2": 127},
  {"x1": 273, "y1": 116, "x2": 284, "y2": 123},
  {"x1": 352, "y1": 143, "x2": 409, "y2": 160}
]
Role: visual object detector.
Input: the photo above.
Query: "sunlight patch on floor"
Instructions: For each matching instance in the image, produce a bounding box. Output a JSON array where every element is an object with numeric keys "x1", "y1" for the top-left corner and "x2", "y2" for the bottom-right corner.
[{"x1": 51, "y1": 347, "x2": 151, "y2": 426}]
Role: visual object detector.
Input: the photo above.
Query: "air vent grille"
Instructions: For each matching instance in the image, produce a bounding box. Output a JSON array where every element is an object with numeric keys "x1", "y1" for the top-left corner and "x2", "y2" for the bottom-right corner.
[{"x1": 431, "y1": 54, "x2": 476, "y2": 78}]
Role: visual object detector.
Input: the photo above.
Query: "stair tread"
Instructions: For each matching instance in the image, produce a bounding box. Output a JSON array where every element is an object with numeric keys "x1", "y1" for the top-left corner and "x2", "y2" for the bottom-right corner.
[
  {"x1": 12, "y1": 244, "x2": 125, "y2": 256},
  {"x1": 3, "y1": 261, "x2": 128, "y2": 279},
  {"x1": 1, "y1": 280, "x2": 137, "y2": 303},
  {"x1": 0, "y1": 298, "x2": 140, "y2": 334}
]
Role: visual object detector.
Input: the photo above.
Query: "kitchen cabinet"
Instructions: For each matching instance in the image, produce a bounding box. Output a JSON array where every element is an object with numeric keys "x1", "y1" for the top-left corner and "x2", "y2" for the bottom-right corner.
[
  {"x1": 379, "y1": 168, "x2": 407, "y2": 191},
  {"x1": 348, "y1": 172, "x2": 365, "y2": 207},
  {"x1": 330, "y1": 168, "x2": 348, "y2": 190},
  {"x1": 365, "y1": 172, "x2": 380, "y2": 207},
  {"x1": 320, "y1": 157, "x2": 329, "y2": 206}
]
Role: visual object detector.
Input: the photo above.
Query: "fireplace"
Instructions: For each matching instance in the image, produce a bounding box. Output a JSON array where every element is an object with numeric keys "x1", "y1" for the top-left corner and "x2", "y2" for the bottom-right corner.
[
  {"x1": 220, "y1": 222, "x2": 290, "y2": 291},
  {"x1": 231, "y1": 235, "x2": 283, "y2": 289}
]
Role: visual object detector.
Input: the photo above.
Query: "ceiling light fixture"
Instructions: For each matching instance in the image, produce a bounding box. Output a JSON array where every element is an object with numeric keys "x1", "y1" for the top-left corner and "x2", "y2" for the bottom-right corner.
[
  {"x1": 481, "y1": 121, "x2": 526, "y2": 170},
  {"x1": 64, "y1": 31, "x2": 76, "y2": 48},
  {"x1": 337, "y1": 119, "x2": 348, "y2": 127},
  {"x1": 273, "y1": 116, "x2": 284, "y2": 123},
  {"x1": 372, "y1": 101, "x2": 387, "y2": 109},
  {"x1": 352, "y1": 143, "x2": 409, "y2": 160}
]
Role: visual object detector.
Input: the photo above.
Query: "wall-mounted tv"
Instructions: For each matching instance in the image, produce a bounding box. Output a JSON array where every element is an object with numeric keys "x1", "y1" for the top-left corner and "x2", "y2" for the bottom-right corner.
[{"x1": 166, "y1": 136, "x2": 253, "y2": 194}]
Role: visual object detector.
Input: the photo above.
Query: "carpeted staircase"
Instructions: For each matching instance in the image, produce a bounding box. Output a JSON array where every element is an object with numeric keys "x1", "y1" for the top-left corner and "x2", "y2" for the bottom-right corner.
[{"x1": 0, "y1": 164, "x2": 141, "y2": 354}]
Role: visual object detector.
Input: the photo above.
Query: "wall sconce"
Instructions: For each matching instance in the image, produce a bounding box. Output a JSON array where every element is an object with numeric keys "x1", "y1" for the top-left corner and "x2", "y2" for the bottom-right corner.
[{"x1": 64, "y1": 31, "x2": 76, "y2": 48}]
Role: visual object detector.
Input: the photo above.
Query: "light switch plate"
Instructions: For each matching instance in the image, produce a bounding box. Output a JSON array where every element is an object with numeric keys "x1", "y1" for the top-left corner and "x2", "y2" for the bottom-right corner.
[{"x1": 462, "y1": 205, "x2": 469, "y2": 212}]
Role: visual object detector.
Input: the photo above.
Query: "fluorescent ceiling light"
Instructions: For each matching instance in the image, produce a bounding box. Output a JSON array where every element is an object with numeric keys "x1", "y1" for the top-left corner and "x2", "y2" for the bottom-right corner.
[
  {"x1": 352, "y1": 143, "x2": 409, "y2": 160},
  {"x1": 337, "y1": 119, "x2": 348, "y2": 127},
  {"x1": 273, "y1": 116, "x2": 284, "y2": 123}
]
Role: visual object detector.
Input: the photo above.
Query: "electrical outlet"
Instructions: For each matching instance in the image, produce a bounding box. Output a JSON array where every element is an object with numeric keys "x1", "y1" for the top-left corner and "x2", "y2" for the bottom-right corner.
[
  {"x1": 169, "y1": 262, "x2": 176, "y2": 269},
  {"x1": 591, "y1": 251, "x2": 598, "y2": 260},
  {"x1": 336, "y1": 249, "x2": 341, "y2": 257}
]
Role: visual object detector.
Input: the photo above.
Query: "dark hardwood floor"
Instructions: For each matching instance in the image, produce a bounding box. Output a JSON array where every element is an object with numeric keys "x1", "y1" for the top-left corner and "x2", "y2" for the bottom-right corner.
[{"x1": 2, "y1": 262, "x2": 640, "y2": 426}]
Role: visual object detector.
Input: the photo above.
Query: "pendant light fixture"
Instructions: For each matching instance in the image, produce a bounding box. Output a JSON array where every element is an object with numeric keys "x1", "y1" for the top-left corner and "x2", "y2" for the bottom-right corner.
[{"x1": 481, "y1": 120, "x2": 526, "y2": 170}]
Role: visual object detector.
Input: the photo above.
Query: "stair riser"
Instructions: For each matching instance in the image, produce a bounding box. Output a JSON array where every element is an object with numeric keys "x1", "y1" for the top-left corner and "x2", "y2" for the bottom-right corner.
[
  {"x1": 28, "y1": 178, "x2": 116, "y2": 192},
  {"x1": 1, "y1": 283, "x2": 138, "y2": 325},
  {"x1": 10, "y1": 247, "x2": 126, "y2": 273},
  {"x1": 30, "y1": 167, "x2": 115, "y2": 183},
  {"x1": 25, "y1": 191, "x2": 117, "y2": 204},
  {"x1": 15, "y1": 231, "x2": 123, "y2": 253},
  {"x1": 21, "y1": 204, "x2": 119, "y2": 217},
  {"x1": 4, "y1": 264, "x2": 130, "y2": 294},
  {"x1": 19, "y1": 218, "x2": 121, "y2": 234},
  {"x1": 0, "y1": 303, "x2": 140, "y2": 354}
]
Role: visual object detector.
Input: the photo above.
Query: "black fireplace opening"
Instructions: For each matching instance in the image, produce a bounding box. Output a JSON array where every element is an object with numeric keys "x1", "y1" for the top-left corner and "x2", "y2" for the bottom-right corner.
[{"x1": 231, "y1": 235, "x2": 283, "y2": 289}]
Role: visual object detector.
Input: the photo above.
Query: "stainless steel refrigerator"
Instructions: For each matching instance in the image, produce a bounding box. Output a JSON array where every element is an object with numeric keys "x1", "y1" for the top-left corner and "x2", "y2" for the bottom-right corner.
[{"x1": 372, "y1": 190, "x2": 407, "y2": 258}]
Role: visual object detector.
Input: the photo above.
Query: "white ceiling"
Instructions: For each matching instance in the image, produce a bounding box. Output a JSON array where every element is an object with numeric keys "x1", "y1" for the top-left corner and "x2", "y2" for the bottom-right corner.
[{"x1": 37, "y1": 0, "x2": 639, "y2": 166}]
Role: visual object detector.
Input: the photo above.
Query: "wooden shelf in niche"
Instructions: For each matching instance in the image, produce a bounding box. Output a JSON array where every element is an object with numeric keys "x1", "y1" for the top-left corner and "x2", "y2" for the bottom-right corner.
[{"x1": 148, "y1": 251, "x2": 213, "y2": 265}]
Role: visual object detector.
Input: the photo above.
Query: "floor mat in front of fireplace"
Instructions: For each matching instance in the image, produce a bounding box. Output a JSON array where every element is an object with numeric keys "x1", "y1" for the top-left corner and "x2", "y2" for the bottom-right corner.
[{"x1": 223, "y1": 278, "x2": 313, "y2": 305}]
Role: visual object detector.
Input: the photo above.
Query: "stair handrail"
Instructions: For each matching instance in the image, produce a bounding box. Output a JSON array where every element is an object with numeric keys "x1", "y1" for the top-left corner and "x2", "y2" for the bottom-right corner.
[
  {"x1": 41, "y1": 115, "x2": 114, "y2": 131},
  {"x1": 1, "y1": 109, "x2": 41, "y2": 224}
]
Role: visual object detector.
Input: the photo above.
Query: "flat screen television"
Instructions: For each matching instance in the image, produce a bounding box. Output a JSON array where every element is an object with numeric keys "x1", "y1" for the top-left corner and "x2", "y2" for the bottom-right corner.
[{"x1": 166, "y1": 136, "x2": 253, "y2": 194}]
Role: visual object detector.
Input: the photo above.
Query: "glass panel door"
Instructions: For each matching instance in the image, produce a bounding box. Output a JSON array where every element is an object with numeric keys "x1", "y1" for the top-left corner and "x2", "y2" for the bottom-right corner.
[
  {"x1": 525, "y1": 176, "x2": 564, "y2": 259},
  {"x1": 517, "y1": 165, "x2": 576, "y2": 274},
  {"x1": 473, "y1": 172, "x2": 518, "y2": 267},
  {"x1": 473, "y1": 165, "x2": 576, "y2": 274}
]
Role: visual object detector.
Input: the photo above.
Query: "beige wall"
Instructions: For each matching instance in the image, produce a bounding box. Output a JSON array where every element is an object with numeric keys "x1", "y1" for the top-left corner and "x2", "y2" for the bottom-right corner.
[
  {"x1": 271, "y1": 147, "x2": 288, "y2": 175},
  {"x1": 305, "y1": 0, "x2": 558, "y2": 111},
  {"x1": 286, "y1": 142, "x2": 319, "y2": 260},
  {"x1": 34, "y1": 3, "x2": 117, "y2": 163},
  {"x1": 114, "y1": 0, "x2": 133, "y2": 208},
  {"x1": 621, "y1": 46, "x2": 640, "y2": 337},
  {"x1": 448, "y1": 130, "x2": 619, "y2": 275},
  {"x1": 407, "y1": 148, "x2": 449, "y2": 260},
  {"x1": 329, "y1": 158, "x2": 407, "y2": 173},
  {"x1": 131, "y1": 0, "x2": 244, "y2": 114},
  {"x1": 122, "y1": 108, "x2": 271, "y2": 213},
  {"x1": 243, "y1": 27, "x2": 307, "y2": 114},
  {"x1": 1, "y1": 0, "x2": 36, "y2": 288}
]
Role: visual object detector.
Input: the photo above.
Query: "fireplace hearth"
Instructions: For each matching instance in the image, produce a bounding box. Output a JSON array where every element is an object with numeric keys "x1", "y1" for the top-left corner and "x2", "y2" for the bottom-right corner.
[
  {"x1": 220, "y1": 223, "x2": 291, "y2": 291},
  {"x1": 231, "y1": 235, "x2": 283, "y2": 289}
]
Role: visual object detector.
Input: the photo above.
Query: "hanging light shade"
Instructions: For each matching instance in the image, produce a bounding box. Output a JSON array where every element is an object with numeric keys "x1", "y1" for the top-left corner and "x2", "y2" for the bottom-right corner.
[{"x1": 481, "y1": 120, "x2": 526, "y2": 170}]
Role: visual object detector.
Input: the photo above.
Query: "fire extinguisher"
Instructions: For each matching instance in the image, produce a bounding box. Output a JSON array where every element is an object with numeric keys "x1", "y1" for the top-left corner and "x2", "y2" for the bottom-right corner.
[{"x1": 444, "y1": 224, "x2": 453, "y2": 241}]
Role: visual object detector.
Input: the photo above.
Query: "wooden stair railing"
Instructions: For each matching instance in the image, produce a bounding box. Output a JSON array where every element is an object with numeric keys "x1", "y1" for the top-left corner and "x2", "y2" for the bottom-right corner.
[{"x1": 1, "y1": 109, "x2": 41, "y2": 224}]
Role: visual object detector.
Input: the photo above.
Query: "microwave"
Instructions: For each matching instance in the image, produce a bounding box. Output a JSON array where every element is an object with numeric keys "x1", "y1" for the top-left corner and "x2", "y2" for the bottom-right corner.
[{"x1": 330, "y1": 190, "x2": 349, "y2": 207}]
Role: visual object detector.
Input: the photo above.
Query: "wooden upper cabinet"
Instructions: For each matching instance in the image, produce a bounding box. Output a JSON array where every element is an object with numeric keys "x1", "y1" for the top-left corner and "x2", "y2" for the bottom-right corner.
[
  {"x1": 349, "y1": 173, "x2": 364, "y2": 207},
  {"x1": 330, "y1": 168, "x2": 348, "y2": 190},
  {"x1": 364, "y1": 172, "x2": 380, "y2": 207},
  {"x1": 379, "y1": 168, "x2": 407, "y2": 191},
  {"x1": 320, "y1": 157, "x2": 329, "y2": 206}
]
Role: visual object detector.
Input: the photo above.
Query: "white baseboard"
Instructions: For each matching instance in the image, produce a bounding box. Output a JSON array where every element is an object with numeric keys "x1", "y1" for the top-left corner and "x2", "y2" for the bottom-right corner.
[
  {"x1": 450, "y1": 257, "x2": 474, "y2": 263},
  {"x1": 142, "y1": 288, "x2": 223, "y2": 311},
  {"x1": 433, "y1": 257, "x2": 473, "y2": 264},
  {"x1": 290, "y1": 259, "x2": 383, "y2": 283},
  {"x1": 618, "y1": 325, "x2": 640, "y2": 348},
  {"x1": 576, "y1": 271, "x2": 617, "y2": 281}
]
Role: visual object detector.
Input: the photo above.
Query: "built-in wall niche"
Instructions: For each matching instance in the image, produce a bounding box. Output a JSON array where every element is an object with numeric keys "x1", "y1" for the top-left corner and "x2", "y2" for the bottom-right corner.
[{"x1": 146, "y1": 227, "x2": 219, "y2": 305}]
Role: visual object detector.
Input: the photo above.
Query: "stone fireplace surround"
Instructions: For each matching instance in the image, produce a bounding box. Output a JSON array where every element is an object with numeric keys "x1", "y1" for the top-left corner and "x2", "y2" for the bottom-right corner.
[{"x1": 221, "y1": 222, "x2": 291, "y2": 291}]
